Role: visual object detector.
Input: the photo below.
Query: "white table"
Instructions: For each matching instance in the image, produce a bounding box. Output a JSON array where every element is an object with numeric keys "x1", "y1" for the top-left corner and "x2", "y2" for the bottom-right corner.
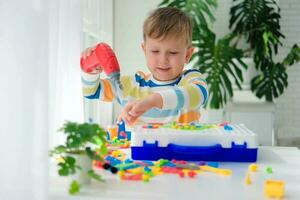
[{"x1": 50, "y1": 147, "x2": 300, "y2": 200}]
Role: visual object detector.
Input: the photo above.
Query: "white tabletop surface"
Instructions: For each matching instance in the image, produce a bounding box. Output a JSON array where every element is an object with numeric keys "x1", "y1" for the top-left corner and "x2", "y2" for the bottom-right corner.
[{"x1": 50, "y1": 146, "x2": 300, "y2": 200}]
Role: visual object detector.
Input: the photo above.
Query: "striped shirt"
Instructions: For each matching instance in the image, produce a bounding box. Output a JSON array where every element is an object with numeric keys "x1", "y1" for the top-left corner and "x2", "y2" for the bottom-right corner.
[{"x1": 82, "y1": 69, "x2": 208, "y2": 124}]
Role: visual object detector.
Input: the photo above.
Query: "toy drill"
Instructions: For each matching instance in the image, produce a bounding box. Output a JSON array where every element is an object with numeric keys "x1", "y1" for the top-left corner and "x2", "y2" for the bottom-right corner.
[{"x1": 80, "y1": 43, "x2": 122, "y2": 90}]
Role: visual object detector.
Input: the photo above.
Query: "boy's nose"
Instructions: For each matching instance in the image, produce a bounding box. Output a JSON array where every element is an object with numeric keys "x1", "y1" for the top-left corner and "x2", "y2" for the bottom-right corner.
[{"x1": 159, "y1": 53, "x2": 169, "y2": 65}]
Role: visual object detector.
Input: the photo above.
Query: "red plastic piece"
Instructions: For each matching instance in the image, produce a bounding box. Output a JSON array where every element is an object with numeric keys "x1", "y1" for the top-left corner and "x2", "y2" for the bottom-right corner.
[
  {"x1": 187, "y1": 171, "x2": 196, "y2": 178},
  {"x1": 161, "y1": 167, "x2": 181, "y2": 174},
  {"x1": 178, "y1": 171, "x2": 185, "y2": 178},
  {"x1": 122, "y1": 173, "x2": 143, "y2": 181},
  {"x1": 119, "y1": 131, "x2": 126, "y2": 137},
  {"x1": 80, "y1": 43, "x2": 120, "y2": 75}
]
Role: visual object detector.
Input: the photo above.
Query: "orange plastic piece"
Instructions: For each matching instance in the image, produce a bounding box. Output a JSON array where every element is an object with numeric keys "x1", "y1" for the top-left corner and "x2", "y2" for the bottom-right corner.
[
  {"x1": 107, "y1": 126, "x2": 118, "y2": 139},
  {"x1": 122, "y1": 173, "x2": 143, "y2": 181},
  {"x1": 177, "y1": 110, "x2": 200, "y2": 123},
  {"x1": 264, "y1": 179, "x2": 285, "y2": 199}
]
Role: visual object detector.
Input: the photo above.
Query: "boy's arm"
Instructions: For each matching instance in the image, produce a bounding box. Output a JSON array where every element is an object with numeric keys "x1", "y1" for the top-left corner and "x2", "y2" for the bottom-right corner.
[
  {"x1": 117, "y1": 93, "x2": 162, "y2": 125},
  {"x1": 117, "y1": 70, "x2": 207, "y2": 125},
  {"x1": 81, "y1": 71, "x2": 115, "y2": 102},
  {"x1": 156, "y1": 69, "x2": 208, "y2": 110}
]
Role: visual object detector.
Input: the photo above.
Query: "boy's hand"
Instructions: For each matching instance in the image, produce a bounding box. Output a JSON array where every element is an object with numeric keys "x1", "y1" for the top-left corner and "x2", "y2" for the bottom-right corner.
[
  {"x1": 118, "y1": 93, "x2": 163, "y2": 126},
  {"x1": 81, "y1": 46, "x2": 102, "y2": 74}
]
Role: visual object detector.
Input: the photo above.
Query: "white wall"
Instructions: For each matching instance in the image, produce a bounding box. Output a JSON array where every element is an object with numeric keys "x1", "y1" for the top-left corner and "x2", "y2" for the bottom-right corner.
[
  {"x1": 82, "y1": 0, "x2": 114, "y2": 127},
  {"x1": 276, "y1": 0, "x2": 300, "y2": 143},
  {"x1": 114, "y1": 0, "x2": 161, "y2": 75},
  {"x1": 0, "y1": 1, "x2": 49, "y2": 199}
]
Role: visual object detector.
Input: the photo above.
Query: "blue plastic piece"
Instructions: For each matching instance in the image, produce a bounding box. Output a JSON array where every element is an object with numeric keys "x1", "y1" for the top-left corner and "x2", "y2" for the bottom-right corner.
[
  {"x1": 224, "y1": 124, "x2": 233, "y2": 131},
  {"x1": 144, "y1": 166, "x2": 151, "y2": 172},
  {"x1": 131, "y1": 142, "x2": 257, "y2": 162},
  {"x1": 106, "y1": 131, "x2": 110, "y2": 140},
  {"x1": 140, "y1": 160, "x2": 154, "y2": 166},
  {"x1": 124, "y1": 158, "x2": 133, "y2": 164},
  {"x1": 117, "y1": 120, "x2": 131, "y2": 140},
  {"x1": 163, "y1": 162, "x2": 177, "y2": 168},
  {"x1": 105, "y1": 156, "x2": 122, "y2": 166},
  {"x1": 207, "y1": 162, "x2": 219, "y2": 168}
]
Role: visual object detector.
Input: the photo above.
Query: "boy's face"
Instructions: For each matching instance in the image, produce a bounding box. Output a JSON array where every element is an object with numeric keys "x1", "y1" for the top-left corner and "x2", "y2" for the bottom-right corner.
[{"x1": 142, "y1": 36, "x2": 194, "y2": 81}]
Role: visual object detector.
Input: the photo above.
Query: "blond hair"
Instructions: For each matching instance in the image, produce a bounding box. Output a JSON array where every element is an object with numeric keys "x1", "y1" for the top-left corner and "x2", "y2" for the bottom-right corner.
[{"x1": 143, "y1": 7, "x2": 193, "y2": 46}]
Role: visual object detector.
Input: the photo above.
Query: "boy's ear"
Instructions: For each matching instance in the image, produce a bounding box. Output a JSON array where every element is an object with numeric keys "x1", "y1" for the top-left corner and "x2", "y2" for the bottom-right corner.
[
  {"x1": 185, "y1": 47, "x2": 194, "y2": 63},
  {"x1": 141, "y1": 42, "x2": 146, "y2": 54}
]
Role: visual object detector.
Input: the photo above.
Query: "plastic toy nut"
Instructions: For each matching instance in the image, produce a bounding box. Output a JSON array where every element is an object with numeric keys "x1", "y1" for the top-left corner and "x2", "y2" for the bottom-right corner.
[
  {"x1": 248, "y1": 163, "x2": 258, "y2": 172},
  {"x1": 264, "y1": 179, "x2": 285, "y2": 199}
]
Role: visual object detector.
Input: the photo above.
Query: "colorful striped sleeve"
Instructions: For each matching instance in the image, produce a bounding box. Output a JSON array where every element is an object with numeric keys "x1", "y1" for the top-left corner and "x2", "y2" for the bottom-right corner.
[
  {"x1": 81, "y1": 71, "x2": 115, "y2": 102},
  {"x1": 156, "y1": 69, "x2": 208, "y2": 110}
]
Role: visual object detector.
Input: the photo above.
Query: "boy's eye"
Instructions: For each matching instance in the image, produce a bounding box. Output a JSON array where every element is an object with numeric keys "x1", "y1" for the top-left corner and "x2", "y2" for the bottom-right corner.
[
  {"x1": 170, "y1": 52, "x2": 178, "y2": 55},
  {"x1": 151, "y1": 50, "x2": 159, "y2": 53}
]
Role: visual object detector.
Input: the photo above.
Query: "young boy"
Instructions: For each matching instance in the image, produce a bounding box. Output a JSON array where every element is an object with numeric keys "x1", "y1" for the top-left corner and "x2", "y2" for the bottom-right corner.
[{"x1": 81, "y1": 7, "x2": 208, "y2": 126}]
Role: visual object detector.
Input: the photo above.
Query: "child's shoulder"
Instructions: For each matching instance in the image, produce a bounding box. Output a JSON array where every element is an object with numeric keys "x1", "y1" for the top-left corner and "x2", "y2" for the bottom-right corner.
[
  {"x1": 182, "y1": 68, "x2": 202, "y2": 76},
  {"x1": 181, "y1": 69, "x2": 204, "y2": 78}
]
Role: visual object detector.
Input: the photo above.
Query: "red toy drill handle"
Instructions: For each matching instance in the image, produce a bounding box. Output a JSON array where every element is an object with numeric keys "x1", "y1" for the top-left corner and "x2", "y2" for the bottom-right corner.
[{"x1": 80, "y1": 43, "x2": 120, "y2": 75}]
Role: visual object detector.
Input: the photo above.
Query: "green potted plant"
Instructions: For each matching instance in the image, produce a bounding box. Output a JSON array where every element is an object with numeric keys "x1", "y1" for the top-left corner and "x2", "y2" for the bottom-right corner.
[
  {"x1": 229, "y1": 0, "x2": 300, "y2": 101},
  {"x1": 49, "y1": 121, "x2": 107, "y2": 195}
]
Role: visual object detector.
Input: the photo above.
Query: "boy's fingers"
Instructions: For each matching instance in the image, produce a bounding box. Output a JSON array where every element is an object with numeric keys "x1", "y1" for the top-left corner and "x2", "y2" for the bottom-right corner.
[
  {"x1": 130, "y1": 104, "x2": 145, "y2": 117},
  {"x1": 81, "y1": 46, "x2": 96, "y2": 59},
  {"x1": 91, "y1": 67, "x2": 102, "y2": 74},
  {"x1": 123, "y1": 117, "x2": 131, "y2": 125},
  {"x1": 82, "y1": 48, "x2": 90, "y2": 58},
  {"x1": 118, "y1": 100, "x2": 140, "y2": 126},
  {"x1": 128, "y1": 110, "x2": 137, "y2": 117},
  {"x1": 117, "y1": 115, "x2": 122, "y2": 123}
]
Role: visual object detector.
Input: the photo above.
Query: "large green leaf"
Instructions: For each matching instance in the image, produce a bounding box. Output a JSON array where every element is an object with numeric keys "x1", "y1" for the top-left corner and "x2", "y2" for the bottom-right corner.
[
  {"x1": 229, "y1": 0, "x2": 284, "y2": 67},
  {"x1": 159, "y1": 0, "x2": 217, "y2": 28},
  {"x1": 193, "y1": 26, "x2": 247, "y2": 109},
  {"x1": 283, "y1": 44, "x2": 300, "y2": 66},
  {"x1": 251, "y1": 60, "x2": 288, "y2": 101}
]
